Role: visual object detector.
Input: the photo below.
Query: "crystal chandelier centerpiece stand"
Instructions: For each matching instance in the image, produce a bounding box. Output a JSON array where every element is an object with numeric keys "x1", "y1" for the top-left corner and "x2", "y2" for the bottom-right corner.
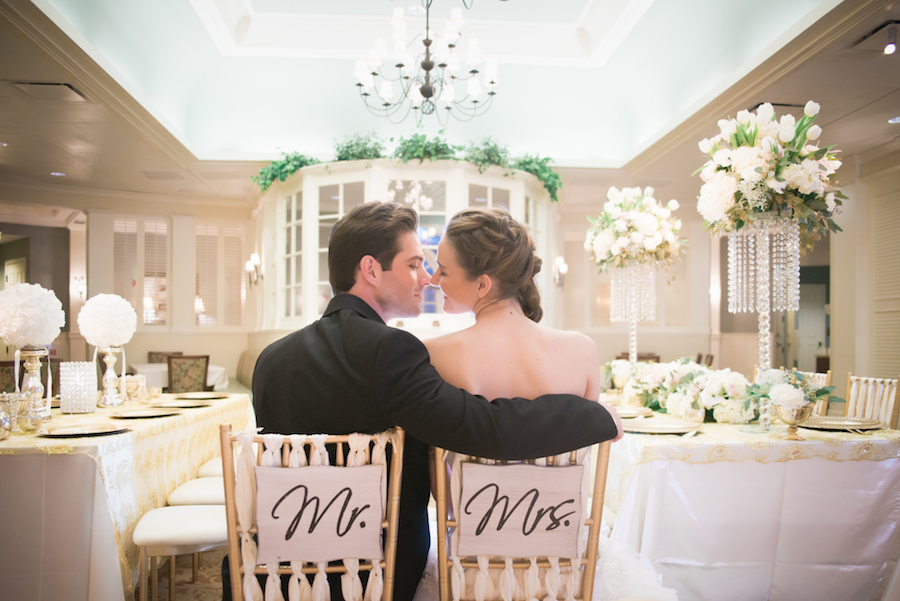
[
  {"x1": 727, "y1": 212, "x2": 800, "y2": 428},
  {"x1": 19, "y1": 347, "x2": 51, "y2": 420},
  {"x1": 610, "y1": 263, "x2": 657, "y2": 366},
  {"x1": 98, "y1": 347, "x2": 125, "y2": 408}
]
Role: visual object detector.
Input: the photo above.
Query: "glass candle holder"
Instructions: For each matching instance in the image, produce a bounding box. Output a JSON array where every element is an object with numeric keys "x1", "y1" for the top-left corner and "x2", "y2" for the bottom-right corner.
[{"x1": 60, "y1": 361, "x2": 98, "y2": 414}]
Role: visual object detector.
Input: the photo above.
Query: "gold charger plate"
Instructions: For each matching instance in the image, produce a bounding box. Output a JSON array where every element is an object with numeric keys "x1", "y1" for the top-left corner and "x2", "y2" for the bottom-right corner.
[
  {"x1": 151, "y1": 400, "x2": 212, "y2": 410},
  {"x1": 109, "y1": 408, "x2": 181, "y2": 419},
  {"x1": 616, "y1": 406, "x2": 653, "y2": 419},
  {"x1": 174, "y1": 392, "x2": 230, "y2": 400},
  {"x1": 39, "y1": 424, "x2": 131, "y2": 438},
  {"x1": 623, "y1": 417, "x2": 701, "y2": 434},
  {"x1": 801, "y1": 416, "x2": 882, "y2": 431}
]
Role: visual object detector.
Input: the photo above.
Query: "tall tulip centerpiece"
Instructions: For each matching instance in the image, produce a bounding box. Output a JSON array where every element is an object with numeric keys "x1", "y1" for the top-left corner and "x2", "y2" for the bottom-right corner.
[
  {"x1": 586, "y1": 186, "x2": 685, "y2": 364},
  {"x1": 696, "y1": 101, "x2": 844, "y2": 384}
]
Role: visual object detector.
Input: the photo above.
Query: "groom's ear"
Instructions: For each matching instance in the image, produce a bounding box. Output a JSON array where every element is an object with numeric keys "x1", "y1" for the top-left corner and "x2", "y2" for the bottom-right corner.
[{"x1": 358, "y1": 255, "x2": 380, "y2": 286}]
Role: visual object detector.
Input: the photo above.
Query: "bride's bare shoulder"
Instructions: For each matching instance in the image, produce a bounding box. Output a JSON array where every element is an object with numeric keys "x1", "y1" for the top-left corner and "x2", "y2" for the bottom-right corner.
[{"x1": 423, "y1": 330, "x2": 468, "y2": 356}]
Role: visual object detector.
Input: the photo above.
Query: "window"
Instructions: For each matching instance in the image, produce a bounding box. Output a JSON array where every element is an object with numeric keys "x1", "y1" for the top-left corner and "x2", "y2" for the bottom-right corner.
[
  {"x1": 195, "y1": 223, "x2": 246, "y2": 327},
  {"x1": 114, "y1": 216, "x2": 168, "y2": 326},
  {"x1": 283, "y1": 192, "x2": 302, "y2": 319}
]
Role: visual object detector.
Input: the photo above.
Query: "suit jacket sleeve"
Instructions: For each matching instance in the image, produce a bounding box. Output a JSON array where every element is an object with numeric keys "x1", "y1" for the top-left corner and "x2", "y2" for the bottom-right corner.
[{"x1": 373, "y1": 328, "x2": 618, "y2": 460}]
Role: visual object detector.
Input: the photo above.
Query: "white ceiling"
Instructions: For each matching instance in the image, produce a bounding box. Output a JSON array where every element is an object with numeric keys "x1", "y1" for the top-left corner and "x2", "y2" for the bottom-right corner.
[{"x1": 0, "y1": 0, "x2": 898, "y2": 214}]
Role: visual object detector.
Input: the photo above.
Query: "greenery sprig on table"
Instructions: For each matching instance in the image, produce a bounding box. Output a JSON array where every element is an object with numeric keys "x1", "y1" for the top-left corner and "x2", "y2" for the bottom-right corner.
[{"x1": 252, "y1": 133, "x2": 564, "y2": 202}]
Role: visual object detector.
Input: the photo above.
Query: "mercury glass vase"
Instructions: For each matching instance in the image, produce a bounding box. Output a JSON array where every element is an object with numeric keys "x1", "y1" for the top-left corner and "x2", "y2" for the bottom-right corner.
[
  {"x1": 776, "y1": 404, "x2": 814, "y2": 441},
  {"x1": 726, "y1": 213, "x2": 800, "y2": 371},
  {"x1": 98, "y1": 347, "x2": 124, "y2": 407},
  {"x1": 19, "y1": 347, "x2": 51, "y2": 420},
  {"x1": 610, "y1": 263, "x2": 657, "y2": 366}
]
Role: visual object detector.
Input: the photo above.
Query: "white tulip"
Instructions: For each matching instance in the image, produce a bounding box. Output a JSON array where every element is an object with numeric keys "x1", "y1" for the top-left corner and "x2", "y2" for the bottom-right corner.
[
  {"x1": 778, "y1": 125, "x2": 795, "y2": 143},
  {"x1": 698, "y1": 138, "x2": 714, "y2": 154},
  {"x1": 667, "y1": 199, "x2": 680, "y2": 211},
  {"x1": 718, "y1": 119, "x2": 737, "y2": 137},
  {"x1": 756, "y1": 103, "x2": 775, "y2": 123},
  {"x1": 804, "y1": 101, "x2": 820, "y2": 117},
  {"x1": 806, "y1": 124, "x2": 822, "y2": 140},
  {"x1": 736, "y1": 110, "x2": 752, "y2": 125}
]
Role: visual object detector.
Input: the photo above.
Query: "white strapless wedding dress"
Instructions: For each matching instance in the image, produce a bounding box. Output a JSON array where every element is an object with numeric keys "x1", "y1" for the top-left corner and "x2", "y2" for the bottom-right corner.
[{"x1": 412, "y1": 525, "x2": 678, "y2": 601}]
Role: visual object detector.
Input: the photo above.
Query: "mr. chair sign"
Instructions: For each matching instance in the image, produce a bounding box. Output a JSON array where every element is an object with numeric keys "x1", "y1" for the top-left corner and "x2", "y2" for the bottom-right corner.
[{"x1": 255, "y1": 464, "x2": 385, "y2": 563}]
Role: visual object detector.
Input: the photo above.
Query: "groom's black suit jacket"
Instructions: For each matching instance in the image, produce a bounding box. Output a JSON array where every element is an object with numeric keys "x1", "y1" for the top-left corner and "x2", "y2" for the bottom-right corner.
[{"x1": 252, "y1": 293, "x2": 618, "y2": 601}]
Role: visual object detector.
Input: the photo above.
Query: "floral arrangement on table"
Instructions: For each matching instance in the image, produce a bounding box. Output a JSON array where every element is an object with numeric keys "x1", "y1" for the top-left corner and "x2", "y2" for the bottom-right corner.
[
  {"x1": 747, "y1": 368, "x2": 837, "y2": 410},
  {"x1": 696, "y1": 101, "x2": 845, "y2": 251},
  {"x1": 77, "y1": 294, "x2": 137, "y2": 348},
  {"x1": 601, "y1": 359, "x2": 635, "y2": 391},
  {"x1": 701, "y1": 369, "x2": 756, "y2": 424},
  {"x1": 0, "y1": 283, "x2": 65, "y2": 348},
  {"x1": 656, "y1": 360, "x2": 712, "y2": 420},
  {"x1": 585, "y1": 186, "x2": 685, "y2": 272}
]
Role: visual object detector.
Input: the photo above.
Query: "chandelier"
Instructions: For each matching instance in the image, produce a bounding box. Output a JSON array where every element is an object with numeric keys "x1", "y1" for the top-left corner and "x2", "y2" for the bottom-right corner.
[{"x1": 353, "y1": 0, "x2": 498, "y2": 125}]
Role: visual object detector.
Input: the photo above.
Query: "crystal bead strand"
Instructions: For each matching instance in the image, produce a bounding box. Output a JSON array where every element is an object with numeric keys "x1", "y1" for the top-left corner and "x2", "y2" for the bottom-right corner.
[
  {"x1": 755, "y1": 221, "x2": 775, "y2": 429},
  {"x1": 787, "y1": 219, "x2": 801, "y2": 311},
  {"x1": 771, "y1": 220, "x2": 786, "y2": 312},
  {"x1": 747, "y1": 229, "x2": 756, "y2": 313},
  {"x1": 728, "y1": 233, "x2": 738, "y2": 313}
]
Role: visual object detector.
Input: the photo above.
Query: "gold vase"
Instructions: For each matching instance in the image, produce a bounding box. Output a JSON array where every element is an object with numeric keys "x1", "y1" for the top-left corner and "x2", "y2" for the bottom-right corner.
[
  {"x1": 776, "y1": 404, "x2": 814, "y2": 441},
  {"x1": 19, "y1": 347, "x2": 50, "y2": 420}
]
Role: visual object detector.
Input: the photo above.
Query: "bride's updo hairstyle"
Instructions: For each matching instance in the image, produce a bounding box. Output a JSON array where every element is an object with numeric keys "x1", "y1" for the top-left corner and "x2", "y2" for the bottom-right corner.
[{"x1": 444, "y1": 207, "x2": 544, "y2": 322}]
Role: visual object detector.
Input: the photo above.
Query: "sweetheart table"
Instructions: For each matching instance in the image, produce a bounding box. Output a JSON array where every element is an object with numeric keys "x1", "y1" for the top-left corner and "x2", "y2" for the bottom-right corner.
[
  {"x1": 0, "y1": 393, "x2": 254, "y2": 601},
  {"x1": 606, "y1": 420, "x2": 900, "y2": 601}
]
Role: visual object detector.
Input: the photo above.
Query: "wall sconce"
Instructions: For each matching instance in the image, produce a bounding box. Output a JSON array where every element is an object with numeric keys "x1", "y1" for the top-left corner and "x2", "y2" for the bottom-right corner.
[
  {"x1": 554, "y1": 256, "x2": 568, "y2": 286},
  {"x1": 886, "y1": 25, "x2": 897, "y2": 55},
  {"x1": 72, "y1": 276, "x2": 86, "y2": 299},
  {"x1": 245, "y1": 252, "x2": 263, "y2": 286}
]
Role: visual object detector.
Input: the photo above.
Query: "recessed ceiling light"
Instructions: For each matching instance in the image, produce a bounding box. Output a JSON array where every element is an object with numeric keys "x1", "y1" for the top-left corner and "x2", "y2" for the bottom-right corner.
[
  {"x1": 50, "y1": 171, "x2": 66, "y2": 177},
  {"x1": 889, "y1": 116, "x2": 900, "y2": 124}
]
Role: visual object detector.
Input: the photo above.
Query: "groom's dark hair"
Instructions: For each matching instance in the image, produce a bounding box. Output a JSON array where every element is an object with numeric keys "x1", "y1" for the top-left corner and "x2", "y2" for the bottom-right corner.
[{"x1": 328, "y1": 201, "x2": 419, "y2": 294}]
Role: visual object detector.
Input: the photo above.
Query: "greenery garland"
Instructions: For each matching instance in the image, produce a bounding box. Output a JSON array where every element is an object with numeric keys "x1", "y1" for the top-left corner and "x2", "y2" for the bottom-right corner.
[{"x1": 252, "y1": 133, "x2": 563, "y2": 201}]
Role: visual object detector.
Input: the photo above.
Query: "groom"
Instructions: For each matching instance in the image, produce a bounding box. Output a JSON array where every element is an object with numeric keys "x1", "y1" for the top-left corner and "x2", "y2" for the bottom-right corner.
[{"x1": 249, "y1": 201, "x2": 622, "y2": 601}]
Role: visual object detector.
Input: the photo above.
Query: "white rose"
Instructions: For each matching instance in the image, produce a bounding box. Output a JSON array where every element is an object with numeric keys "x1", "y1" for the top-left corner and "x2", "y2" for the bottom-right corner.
[
  {"x1": 614, "y1": 219, "x2": 628, "y2": 232},
  {"x1": 806, "y1": 125, "x2": 822, "y2": 140},
  {"x1": 630, "y1": 231, "x2": 644, "y2": 244},
  {"x1": 713, "y1": 149, "x2": 732, "y2": 167},
  {"x1": 804, "y1": 101, "x2": 820, "y2": 117},
  {"x1": 633, "y1": 213, "x2": 659, "y2": 236},
  {"x1": 643, "y1": 237, "x2": 659, "y2": 251}
]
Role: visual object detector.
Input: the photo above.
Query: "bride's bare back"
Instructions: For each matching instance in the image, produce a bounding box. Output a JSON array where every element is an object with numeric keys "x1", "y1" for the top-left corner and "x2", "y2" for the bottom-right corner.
[{"x1": 424, "y1": 299, "x2": 601, "y2": 401}]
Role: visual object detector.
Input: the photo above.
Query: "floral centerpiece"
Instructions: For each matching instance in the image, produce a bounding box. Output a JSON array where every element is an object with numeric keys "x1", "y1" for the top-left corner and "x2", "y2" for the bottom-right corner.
[
  {"x1": 77, "y1": 294, "x2": 137, "y2": 348},
  {"x1": 602, "y1": 359, "x2": 634, "y2": 391},
  {"x1": 656, "y1": 360, "x2": 712, "y2": 421},
  {"x1": 702, "y1": 369, "x2": 755, "y2": 424},
  {"x1": 585, "y1": 186, "x2": 684, "y2": 272},
  {"x1": 696, "y1": 101, "x2": 844, "y2": 252},
  {"x1": 77, "y1": 294, "x2": 137, "y2": 407},
  {"x1": 0, "y1": 283, "x2": 65, "y2": 349},
  {"x1": 748, "y1": 368, "x2": 835, "y2": 410}
]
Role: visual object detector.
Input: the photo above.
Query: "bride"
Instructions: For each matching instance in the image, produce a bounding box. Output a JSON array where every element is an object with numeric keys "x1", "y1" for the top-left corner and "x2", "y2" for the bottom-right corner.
[{"x1": 416, "y1": 207, "x2": 677, "y2": 601}]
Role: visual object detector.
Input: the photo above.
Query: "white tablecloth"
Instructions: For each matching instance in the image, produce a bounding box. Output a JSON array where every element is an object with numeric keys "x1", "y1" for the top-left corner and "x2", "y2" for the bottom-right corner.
[
  {"x1": 607, "y1": 420, "x2": 900, "y2": 601},
  {"x1": 131, "y1": 362, "x2": 229, "y2": 391},
  {"x1": 0, "y1": 393, "x2": 254, "y2": 601}
]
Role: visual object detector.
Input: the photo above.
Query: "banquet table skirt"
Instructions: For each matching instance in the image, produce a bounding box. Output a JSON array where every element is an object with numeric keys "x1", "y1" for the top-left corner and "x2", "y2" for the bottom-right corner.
[
  {"x1": 0, "y1": 393, "x2": 254, "y2": 601},
  {"x1": 131, "y1": 362, "x2": 229, "y2": 391},
  {"x1": 607, "y1": 422, "x2": 900, "y2": 601}
]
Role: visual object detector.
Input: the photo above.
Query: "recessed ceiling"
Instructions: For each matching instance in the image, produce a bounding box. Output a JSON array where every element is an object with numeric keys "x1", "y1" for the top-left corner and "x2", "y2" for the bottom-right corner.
[{"x1": 33, "y1": 0, "x2": 844, "y2": 166}]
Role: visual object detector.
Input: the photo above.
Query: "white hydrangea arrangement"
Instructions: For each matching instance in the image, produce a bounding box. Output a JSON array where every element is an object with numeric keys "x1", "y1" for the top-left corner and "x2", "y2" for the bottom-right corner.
[
  {"x1": 701, "y1": 369, "x2": 756, "y2": 424},
  {"x1": 657, "y1": 361, "x2": 712, "y2": 420},
  {"x1": 696, "y1": 101, "x2": 844, "y2": 251},
  {"x1": 77, "y1": 294, "x2": 137, "y2": 348},
  {"x1": 748, "y1": 368, "x2": 836, "y2": 411},
  {"x1": 0, "y1": 283, "x2": 65, "y2": 348},
  {"x1": 585, "y1": 186, "x2": 685, "y2": 272}
]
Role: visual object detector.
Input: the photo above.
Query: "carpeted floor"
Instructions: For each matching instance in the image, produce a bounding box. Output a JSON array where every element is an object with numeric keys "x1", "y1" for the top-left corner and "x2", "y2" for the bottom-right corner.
[{"x1": 135, "y1": 548, "x2": 226, "y2": 601}]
